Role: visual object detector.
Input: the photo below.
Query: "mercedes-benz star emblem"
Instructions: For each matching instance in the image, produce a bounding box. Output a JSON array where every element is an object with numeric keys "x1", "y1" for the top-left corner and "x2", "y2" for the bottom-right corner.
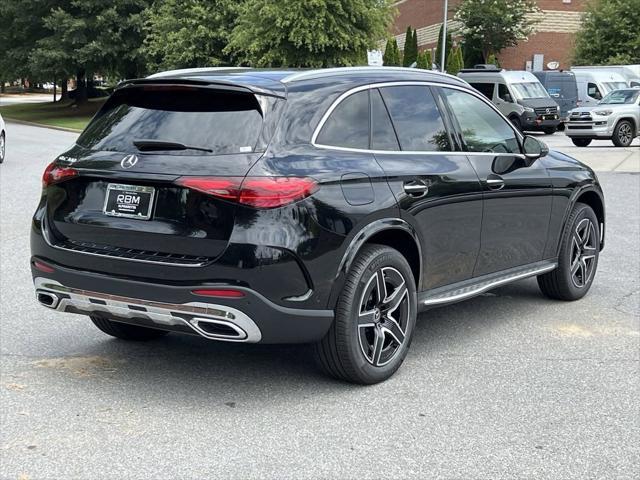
[
  {"x1": 121, "y1": 154, "x2": 139, "y2": 169},
  {"x1": 545, "y1": 108, "x2": 551, "y2": 114}
]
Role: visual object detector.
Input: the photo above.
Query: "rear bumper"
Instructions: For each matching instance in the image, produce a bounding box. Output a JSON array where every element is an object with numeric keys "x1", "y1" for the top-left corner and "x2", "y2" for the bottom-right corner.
[{"x1": 31, "y1": 258, "x2": 334, "y2": 344}]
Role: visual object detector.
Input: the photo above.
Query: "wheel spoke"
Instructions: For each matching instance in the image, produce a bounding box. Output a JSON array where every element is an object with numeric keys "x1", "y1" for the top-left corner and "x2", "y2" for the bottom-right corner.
[
  {"x1": 384, "y1": 283, "x2": 407, "y2": 313},
  {"x1": 570, "y1": 256, "x2": 581, "y2": 275},
  {"x1": 375, "y1": 270, "x2": 387, "y2": 304},
  {"x1": 371, "y1": 327, "x2": 385, "y2": 366},
  {"x1": 358, "y1": 310, "x2": 377, "y2": 327},
  {"x1": 383, "y1": 317, "x2": 406, "y2": 345}
]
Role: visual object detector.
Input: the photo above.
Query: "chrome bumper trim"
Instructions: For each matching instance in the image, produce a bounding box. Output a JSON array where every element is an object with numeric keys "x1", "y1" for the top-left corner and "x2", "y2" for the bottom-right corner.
[{"x1": 34, "y1": 277, "x2": 262, "y2": 343}]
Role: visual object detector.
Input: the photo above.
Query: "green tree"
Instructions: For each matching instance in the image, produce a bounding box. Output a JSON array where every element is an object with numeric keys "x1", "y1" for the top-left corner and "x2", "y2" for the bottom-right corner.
[
  {"x1": 435, "y1": 23, "x2": 452, "y2": 69},
  {"x1": 416, "y1": 50, "x2": 432, "y2": 70},
  {"x1": 574, "y1": 0, "x2": 640, "y2": 65},
  {"x1": 383, "y1": 38, "x2": 401, "y2": 66},
  {"x1": 486, "y1": 53, "x2": 500, "y2": 68},
  {"x1": 225, "y1": 0, "x2": 394, "y2": 67},
  {"x1": 454, "y1": 0, "x2": 540, "y2": 61},
  {"x1": 402, "y1": 26, "x2": 418, "y2": 67},
  {"x1": 143, "y1": 0, "x2": 240, "y2": 71},
  {"x1": 446, "y1": 46, "x2": 463, "y2": 75}
]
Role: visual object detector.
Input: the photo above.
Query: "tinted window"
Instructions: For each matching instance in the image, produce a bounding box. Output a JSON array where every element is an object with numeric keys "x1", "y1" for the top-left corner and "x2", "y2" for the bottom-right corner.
[
  {"x1": 470, "y1": 82, "x2": 495, "y2": 100},
  {"x1": 371, "y1": 89, "x2": 400, "y2": 151},
  {"x1": 317, "y1": 90, "x2": 370, "y2": 149},
  {"x1": 380, "y1": 86, "x2": 451, "y2": 152},
  {"x1": 443, "y1": 88, "x2": 520, "y2": 154},
  {"x1": 78, "y1": 87, "x2": 263, "y2": 155}
]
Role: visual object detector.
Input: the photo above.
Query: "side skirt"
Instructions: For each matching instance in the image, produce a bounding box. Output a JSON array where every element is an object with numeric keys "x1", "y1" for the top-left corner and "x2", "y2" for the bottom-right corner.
[{"x1": 417, "y1": 260, "x2": 557, "y2": 311}]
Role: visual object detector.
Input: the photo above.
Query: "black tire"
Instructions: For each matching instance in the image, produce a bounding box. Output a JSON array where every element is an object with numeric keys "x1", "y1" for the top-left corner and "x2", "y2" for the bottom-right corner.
[
  {"x1": 543, "y1": 127, "x2": 556, "y2": 135},
  {"x1": 314, "y1": 244, "x2": 417, "y2": 384},
  {"x1": 90, "y1": 316, "x2": 170, "y2": 341},
  {"x1": 0, "y1": 131, "x2": 5, "y2": 164},
  {"x1": 537, "y1": 203, "x2": 600, "y2": 301},
  {"x1": 509, "y1": 116, "x2": 522, "y2": 132},
  {"x1": 571, "y1": 138, "x2": 592, "y2": 147},
  {"x1": 612, "y1": 120, "x2": 634, "y2": 147}
]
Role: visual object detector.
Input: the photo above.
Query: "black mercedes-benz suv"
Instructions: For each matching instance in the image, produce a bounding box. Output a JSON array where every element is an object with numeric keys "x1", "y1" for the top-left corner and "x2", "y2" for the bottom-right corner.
[{"x1": 31, "y1": 67, "x2": 605, "y2": 384}]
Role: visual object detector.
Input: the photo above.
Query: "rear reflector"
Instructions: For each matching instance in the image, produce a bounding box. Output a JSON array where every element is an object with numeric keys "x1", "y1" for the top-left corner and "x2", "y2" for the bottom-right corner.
[
  {"x1": 175, "y1": 176, "x2": 318, "y2": 209},
  {"x1": 42, "y1": 162, "x2": 78, "y2": 187},
  {"x1": 33, "y1": 260, "x2": 55, "y2": 273},
  {"x1": 191, "y1": 289, "x2": 246, "y2": 298}
]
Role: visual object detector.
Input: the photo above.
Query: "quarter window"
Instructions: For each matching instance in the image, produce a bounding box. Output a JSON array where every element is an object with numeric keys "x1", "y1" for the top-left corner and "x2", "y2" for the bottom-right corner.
[
  {"x1": 371, "y1": 89, "x2": 400, "y2": 151},
  {"x1": 442, "y1": 88, "x2": 520, "y2": 154},
  {"x1": 316, "y1": 90, "x2": 370, "y2": 149},
  {"x1": 380, "y1": 86, "x2": 451, "y2": 152}
]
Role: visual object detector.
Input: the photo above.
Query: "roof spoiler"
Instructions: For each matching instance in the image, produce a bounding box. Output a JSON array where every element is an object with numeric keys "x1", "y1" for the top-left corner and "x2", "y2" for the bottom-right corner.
[{"x1": 115, "y1": 78, "x2": 286, "y2": 99}]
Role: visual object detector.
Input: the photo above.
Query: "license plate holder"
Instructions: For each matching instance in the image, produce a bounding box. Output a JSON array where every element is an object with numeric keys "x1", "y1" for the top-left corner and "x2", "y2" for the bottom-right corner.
[{"x1": 103, "y1": 183, "x2": 155, "y2": 220}]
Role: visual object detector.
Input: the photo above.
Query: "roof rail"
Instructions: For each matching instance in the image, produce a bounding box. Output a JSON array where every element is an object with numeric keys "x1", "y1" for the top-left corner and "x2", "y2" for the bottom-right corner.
[
  {"x1": 281, "y1": 66, "x2": 462, "y2": 84},
  {"x1": 147, "y1": 67, "x2": 252, "y2": 79}
]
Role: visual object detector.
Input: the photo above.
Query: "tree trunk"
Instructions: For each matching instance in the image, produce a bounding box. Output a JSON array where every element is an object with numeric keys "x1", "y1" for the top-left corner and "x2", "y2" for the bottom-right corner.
[
  {"x1": 75, "y1": 70, "x2": 88, "y2": 104},
  {"x1": 0, "y1": 81, "x2": 5, "y2": 94},
  {"x1": 60, "y1": 79, "x2": 68, "y2": 101},
  {"x1": 53, "y1": 78, "x2": 57, "y2": 102}
]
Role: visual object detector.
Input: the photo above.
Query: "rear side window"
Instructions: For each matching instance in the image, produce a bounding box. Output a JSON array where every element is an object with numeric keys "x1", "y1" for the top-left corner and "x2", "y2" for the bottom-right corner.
[
  {"x1": 380, "y1": 86, "x2": 451, "y2": 152},
  {"x1": 371, "y1": 89, "x2": 400, "y2": 151},
  {"x1": 78, "y1": 87, "x2": 264, "y2": 155},
  {"x1": 316, "y1": 90, "x2": 370, "y2": 149},
  {"x1": 442, "y1": 88, "x2": 520, "y2": 154},
  {"x1": 470, "y1": 82, "x2": 495, "y2": 100}
]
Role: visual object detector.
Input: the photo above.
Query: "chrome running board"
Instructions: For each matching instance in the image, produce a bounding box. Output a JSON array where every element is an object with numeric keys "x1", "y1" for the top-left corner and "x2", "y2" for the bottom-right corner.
[
  {"x1": 34, "y1": 278, "x2": 262, "y2": 343},
  {"x1": 419, "y1": 261, "x2": 557, "y2": 308}
]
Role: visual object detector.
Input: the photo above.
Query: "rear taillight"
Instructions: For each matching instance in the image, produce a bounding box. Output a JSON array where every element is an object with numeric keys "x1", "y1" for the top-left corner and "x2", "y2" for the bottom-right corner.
[
  {"x1": 175, "y1": 176, "x2": 319, "y2": 209},
  {"x1": 42, "y1": 162, "x2": 78, "y2": 187}
]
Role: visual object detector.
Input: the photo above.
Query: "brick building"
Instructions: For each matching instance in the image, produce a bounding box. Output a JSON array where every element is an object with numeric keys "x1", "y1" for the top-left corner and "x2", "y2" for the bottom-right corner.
[{"x1": 390, "y1": 0, "x2": 587, "y2": 70}]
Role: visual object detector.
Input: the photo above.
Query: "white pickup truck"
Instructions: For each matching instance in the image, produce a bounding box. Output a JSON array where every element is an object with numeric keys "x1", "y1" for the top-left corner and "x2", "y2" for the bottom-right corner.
[{"x1": 565, "y1": 88, "x2": 639, "y2": 147}]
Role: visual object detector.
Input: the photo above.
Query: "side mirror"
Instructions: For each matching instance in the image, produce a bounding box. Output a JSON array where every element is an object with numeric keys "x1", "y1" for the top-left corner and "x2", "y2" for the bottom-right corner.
[{"x1": 522, "y1": 135, "x2": 549, "y2": 165}]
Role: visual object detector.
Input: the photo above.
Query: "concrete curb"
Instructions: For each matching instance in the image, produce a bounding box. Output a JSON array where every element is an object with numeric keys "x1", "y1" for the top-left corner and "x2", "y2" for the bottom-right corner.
[{"x1": 4, "y1": 118, "x2": 81, "y2": 134}]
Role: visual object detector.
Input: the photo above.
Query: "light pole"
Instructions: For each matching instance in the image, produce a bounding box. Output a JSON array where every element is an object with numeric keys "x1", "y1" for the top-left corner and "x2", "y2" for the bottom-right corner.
[{"x1": 440, "y1": 0, "x2": 448, "y2": 72}]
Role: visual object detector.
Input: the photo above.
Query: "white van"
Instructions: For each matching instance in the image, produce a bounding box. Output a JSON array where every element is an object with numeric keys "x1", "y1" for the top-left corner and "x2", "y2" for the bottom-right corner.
[
  {"x1": 572, "y1": 65, "x2": 640, "y2": 88},
  {"x1": 570, "y1": 69, "x2": 629, "y2": 107}
]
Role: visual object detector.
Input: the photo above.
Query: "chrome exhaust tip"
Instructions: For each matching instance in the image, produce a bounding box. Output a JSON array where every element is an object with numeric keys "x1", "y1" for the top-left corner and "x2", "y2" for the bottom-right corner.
[
  {"x1": 36, "y1": 291, "x2": 59, "y2": 309},
  {"x1": 189, "y1": 318, "x2": 247, "y2": 340}
]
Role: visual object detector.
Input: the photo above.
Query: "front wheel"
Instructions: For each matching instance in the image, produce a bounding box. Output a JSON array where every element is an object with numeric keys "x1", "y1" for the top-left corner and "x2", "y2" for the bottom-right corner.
[
  {"x1": 543, "y1": 127, "x2": 556, "y2": 135},
  {"x1": 571, "y1": 138, "x2": 592, "y2": 147},
  {"x1": 314, "y1": 245, "x2": 417, "y2": 384},
  {"x1": 537, "y1": 203, "x2": 600, "y2": 301},
  {"x1": 90, "y1": 316, "x2": 170, "y2": 341},
  {"x1": 612, "y1": 120, "x2": 634, "y2": 147},
  {"x1": 509, "y1": 116, "x2": 522, "y2": 132}
]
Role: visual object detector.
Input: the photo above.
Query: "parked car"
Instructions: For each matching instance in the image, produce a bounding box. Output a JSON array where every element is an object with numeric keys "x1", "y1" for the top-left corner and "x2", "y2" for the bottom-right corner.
[
  {"x1": 565, "y1": 88, "x2": 640, "y2": 147},
  {"x1": 570, "y1": 69, "x2": 629, "y2": 107},
  {"x1": 533, "y1": 70, "x2": 579, "y2": 126},
  {"x1": 0, "y1": 113, "x2": 5, "y2": 164},
  {"x1": 572, "y1": 65, "x2": 640, "y2": 88},
  {"x1": 31, "y1": 67, "x2": 605, "y2": 384},
  {"x1": 459, "y1": 67, "x2": 561, "y2": 134}
]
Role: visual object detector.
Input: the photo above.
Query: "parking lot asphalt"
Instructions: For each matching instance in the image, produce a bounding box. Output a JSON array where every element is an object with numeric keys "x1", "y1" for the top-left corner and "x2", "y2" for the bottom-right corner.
[{"x1": 1, "y1": 122, "x2": 639, "y2": 479}]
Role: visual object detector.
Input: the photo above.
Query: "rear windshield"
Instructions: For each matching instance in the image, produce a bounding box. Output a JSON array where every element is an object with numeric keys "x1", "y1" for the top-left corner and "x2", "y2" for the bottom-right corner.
[{"x1": 77, "y1": 87, "x2": 264, "y2": 155}]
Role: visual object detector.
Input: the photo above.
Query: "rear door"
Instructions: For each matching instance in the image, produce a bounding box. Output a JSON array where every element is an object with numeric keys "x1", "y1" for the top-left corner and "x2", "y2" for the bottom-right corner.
[
  {"x1": 372, "y1": 85, "x2": 483, "y2": 290},
  {"x1": 46, "y1": 85, "x2": 277, "y2": 263},
  {"x1": 439, "y1": 86, "x2": 553, "y2": 276}
]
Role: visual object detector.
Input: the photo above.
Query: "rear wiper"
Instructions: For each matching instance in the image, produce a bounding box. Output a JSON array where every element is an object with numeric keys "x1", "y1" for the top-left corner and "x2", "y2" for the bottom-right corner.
[{"x1": 133, "y1": 139, "x2": 213, "y2": 153}]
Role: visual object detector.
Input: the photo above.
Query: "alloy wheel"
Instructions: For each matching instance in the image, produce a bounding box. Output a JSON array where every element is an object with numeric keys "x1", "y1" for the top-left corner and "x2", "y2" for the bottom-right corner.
[
  {"x1": 618, "y1": 123, "x2": 633, "y2": 145},
  {"x1": 358, "y1": 267, "x2": 410, "y2": 366},
  {"x1": 570, "y1": 218, "x2": 597, "y2": 288}
]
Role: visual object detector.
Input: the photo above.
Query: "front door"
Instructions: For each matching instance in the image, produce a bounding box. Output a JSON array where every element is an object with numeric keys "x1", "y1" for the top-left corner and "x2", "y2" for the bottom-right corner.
[
  {"x1": 439, "y1": 86, "x2": 553, "y2": 276},
  {"x1": 371, "y1": 85, "x2": 483, "y2": 290}
]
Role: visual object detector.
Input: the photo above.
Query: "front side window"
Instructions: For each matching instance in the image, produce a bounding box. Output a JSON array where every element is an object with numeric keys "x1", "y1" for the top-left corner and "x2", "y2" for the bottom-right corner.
[
  {"x1": 587, "y1": 82, "x2": 603, "y2": 100},
  {"x1": 380, "y1": 86, "x2": 451, "y2": 152},
  {"x1": 442, "y1": 88, "x2": 520, "y2": 154},
  {"x1": 316, "y1": 90, "x2": 370, "y2": 149},
  {"x1": 498, "y1": 84, "x2": 513, "y2": 102}
]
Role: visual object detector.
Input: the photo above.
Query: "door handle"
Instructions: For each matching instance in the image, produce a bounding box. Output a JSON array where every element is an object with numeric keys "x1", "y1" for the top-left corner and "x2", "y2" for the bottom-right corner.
[
  {"x1": 486, "y1": 175, "x2": 505, "y2": 190},
  {"x1": 403, "y1": 180, "x2": 429, "y2": 197}
]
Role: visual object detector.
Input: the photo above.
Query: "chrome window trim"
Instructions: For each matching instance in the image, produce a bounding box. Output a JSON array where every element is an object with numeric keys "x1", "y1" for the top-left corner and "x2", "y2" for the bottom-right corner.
[{"x1": 311, "y1": 80, "x2": 525, "y2": 157}]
